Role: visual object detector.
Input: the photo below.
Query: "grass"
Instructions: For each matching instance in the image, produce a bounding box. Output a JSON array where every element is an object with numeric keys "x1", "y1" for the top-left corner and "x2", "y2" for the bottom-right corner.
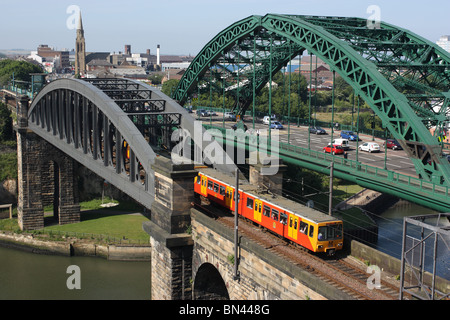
[
  {"x1": 43, "y1": 211, "x2": 150, "y2": 243},
  {"x1": 0, "y1": 197, "x2": 150, "y2": 244}
]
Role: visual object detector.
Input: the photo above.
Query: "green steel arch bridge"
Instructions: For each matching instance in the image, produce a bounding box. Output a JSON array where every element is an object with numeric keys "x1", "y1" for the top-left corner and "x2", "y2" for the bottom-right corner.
[{"x1": 172, "y1": 14, "x2": 450, "y2": 212}]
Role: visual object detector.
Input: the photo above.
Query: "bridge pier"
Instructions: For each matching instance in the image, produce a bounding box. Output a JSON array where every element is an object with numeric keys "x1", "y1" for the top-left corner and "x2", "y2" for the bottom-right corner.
[
  {"x1": 16, "y1": 95, "x2": 80, "y2": 230},
  {"x1": 142, "y1": 156, "x2": 196, "y2": 300},
  {"x1": 248, "y1": 156, "x2": 287, "y2": 195}
]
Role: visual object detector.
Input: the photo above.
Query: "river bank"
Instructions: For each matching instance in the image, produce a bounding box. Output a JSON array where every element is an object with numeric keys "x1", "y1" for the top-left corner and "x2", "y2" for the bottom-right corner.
[{"x1": 0, "y1": 230, "x2": 151, "y2": 261}]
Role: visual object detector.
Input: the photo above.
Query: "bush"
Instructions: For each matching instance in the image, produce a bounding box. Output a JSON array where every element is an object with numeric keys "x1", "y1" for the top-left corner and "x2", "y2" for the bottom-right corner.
[{"x1": 0, "y1": 102, "x2": 13, "y2": 142}]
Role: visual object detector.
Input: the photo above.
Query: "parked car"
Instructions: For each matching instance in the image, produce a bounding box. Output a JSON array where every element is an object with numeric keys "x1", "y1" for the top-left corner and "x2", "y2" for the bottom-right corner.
[
  {"x1": 323, "y1": 144, "x2": 344, "y2": 155},
  {"x1": 359, "y1": 142, "x2": 380, "y2": 153},
  {"x1": 309, "y1": 126, "x2": 326, "y2": 135},
  {"x1": 269, "y1": 121, "x2": 283, "y2": 129},
  {"x1": 224, "y1": 112, "x2": 236, "y2": 121},
  {"x1": 332, "y1": 138, "x2": 349, "y2": 150},
  {"x1": 340, "y1": 130, "x2": 359, "y2": 141},
  {"x1": 384, "y1": 139, "x2": 403, "y2": 150}
]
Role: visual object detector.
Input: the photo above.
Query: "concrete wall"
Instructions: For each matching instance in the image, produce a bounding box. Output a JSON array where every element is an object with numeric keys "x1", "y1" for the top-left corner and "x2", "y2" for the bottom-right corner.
[
  {"x1": 0, "y1": 232, "x2": 150, "y2": 261},
  {"x1": 350, "y1": 240, "x2": 449, "y2": 295}
]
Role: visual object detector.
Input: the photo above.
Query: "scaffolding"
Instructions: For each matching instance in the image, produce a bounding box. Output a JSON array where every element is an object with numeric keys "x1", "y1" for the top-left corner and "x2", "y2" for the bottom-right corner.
[{"x1": 399, "y1": 213, "x2": 450, "y2": 300}]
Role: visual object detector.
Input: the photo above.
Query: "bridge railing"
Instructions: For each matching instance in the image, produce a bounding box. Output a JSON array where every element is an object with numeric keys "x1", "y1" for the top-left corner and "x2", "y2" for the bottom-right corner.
[{"x1": 202, "y1": 124, "x2": 450, "y2": 201}]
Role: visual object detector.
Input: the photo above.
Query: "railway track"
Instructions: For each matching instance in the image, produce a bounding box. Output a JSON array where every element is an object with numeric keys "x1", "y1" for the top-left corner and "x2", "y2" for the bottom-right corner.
[{"x1": 194, "y1": 201, "x2": 402, "y2": 300}]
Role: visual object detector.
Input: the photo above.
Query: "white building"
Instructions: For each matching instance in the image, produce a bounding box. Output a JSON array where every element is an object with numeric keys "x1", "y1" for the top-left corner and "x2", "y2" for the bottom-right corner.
[{"x1": 436, "y1": 35, "x2": 450, "y2": 53}]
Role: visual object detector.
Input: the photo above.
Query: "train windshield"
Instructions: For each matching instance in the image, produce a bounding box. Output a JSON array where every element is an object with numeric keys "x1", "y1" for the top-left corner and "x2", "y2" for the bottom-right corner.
[{"x1": 318, "y1": 224, "x2": 342, "y2": 241}]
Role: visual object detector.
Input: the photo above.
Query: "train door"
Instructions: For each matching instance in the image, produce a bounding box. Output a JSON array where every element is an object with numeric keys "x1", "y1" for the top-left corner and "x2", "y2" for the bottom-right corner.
[
  {"x1": 288, "y1": 214, "x2": 299, "y2": 240},
  {"x1": 225, "y1": 186, "x2": 234, "y2": 209},
  {"x1": 253, "y1": 199, "x2": 262, "y2": 223},
  {"x1": 201, "y1": 176, "x2": 207, "y2": 195}
]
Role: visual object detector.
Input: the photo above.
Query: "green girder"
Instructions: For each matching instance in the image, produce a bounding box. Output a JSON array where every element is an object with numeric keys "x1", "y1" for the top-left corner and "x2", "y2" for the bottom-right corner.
[{"x1": 172, "y1": 14, "x2": 450, "y2": 186}]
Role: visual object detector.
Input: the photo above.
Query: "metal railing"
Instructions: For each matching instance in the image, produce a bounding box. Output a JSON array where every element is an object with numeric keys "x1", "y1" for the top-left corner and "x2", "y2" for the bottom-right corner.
[{"x1": 202, "y1": 124, "x2": 450, "y2": 203}]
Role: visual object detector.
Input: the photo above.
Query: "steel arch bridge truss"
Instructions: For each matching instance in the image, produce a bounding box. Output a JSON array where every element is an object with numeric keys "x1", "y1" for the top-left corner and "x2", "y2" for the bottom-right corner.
[
  {"x1": 28, "y1": 78, "x2": 182, "y2": 208},
  {"x1": 173, "y1": 14, "x2": 450, "y2": 186}
]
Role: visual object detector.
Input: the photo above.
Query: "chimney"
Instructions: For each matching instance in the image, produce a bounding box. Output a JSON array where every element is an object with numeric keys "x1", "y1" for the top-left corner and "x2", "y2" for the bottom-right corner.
[
  {"x1": 146, "y1": 49, "x2": 150, "y2": 55},
  {"x1": 125, "y1": 45, "x2": 131, "y2": 55},
  {"x1": 157, "y1": 44, "x2": 160, "y2": 65}
]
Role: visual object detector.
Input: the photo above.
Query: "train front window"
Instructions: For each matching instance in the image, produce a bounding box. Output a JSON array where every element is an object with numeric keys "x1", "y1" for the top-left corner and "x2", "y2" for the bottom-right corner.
[{"x1": 318, "y1": 224, "x2": 342, "y2": 241}]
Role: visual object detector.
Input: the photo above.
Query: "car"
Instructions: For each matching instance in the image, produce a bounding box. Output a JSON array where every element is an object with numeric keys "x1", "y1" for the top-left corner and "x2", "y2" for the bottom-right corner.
[
  {"x1": 196, "y1": 109, "x2": 206, "y2": 116},
  {"x1": 323, "y1": 144, "x2": 344, "y2": 155},
  {"x1": 269, "y1": 121, "x2": 283, "y2": 129},
  {"x1": 384, "y1": 139, "x2": 403, "y2": 150},
  {"x1": 332, "y1": 138, "x2": 349, "y2": 150},
  {"x1": 340, "y1": 130, "x2": 359, "y2": 141},
  {"x1": 224, "y1": 112, "x2": 236, "y2": 121},
  {"x1": 359, "y1": 142, "x2": 380, "y2": 153},
  {"x1": 309, "y1": 126, "x2": 326, "y2": 135}
]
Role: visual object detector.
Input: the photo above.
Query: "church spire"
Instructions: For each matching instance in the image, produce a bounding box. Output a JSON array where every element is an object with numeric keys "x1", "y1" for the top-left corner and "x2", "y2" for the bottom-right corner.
[
  {"x1": 77, "y1": 10, "x2": 84, "y2": 36},
  {"x1": 75, "y1": 10, "x2": 86, "y2": 77}
]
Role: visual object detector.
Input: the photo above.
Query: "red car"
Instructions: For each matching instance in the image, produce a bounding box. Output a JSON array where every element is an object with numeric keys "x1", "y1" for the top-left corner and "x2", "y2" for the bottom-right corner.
[
  {"x1": 384, "y1": 139, "x2": 403, "y2": 150},
  {"x1": 323, "y1": 144, "x2": 344, "y2": 155}
]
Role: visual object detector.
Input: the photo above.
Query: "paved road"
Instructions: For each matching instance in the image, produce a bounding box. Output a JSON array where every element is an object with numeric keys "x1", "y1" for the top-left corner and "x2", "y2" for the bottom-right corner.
[{"x1": 196, "y1": 113, "x2": 418, "y2": 178}]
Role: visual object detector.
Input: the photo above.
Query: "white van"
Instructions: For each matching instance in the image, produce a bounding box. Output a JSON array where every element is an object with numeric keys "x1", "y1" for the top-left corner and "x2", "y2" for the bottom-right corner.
[{"x1": 332, "y1": 138, "x2": 349, "y2": 150}]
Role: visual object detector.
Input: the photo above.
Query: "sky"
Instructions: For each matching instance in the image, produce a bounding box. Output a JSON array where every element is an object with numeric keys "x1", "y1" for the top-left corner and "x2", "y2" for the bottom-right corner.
[{"x1": 0, "y1": 0, "x2": 449, "y2": 56}]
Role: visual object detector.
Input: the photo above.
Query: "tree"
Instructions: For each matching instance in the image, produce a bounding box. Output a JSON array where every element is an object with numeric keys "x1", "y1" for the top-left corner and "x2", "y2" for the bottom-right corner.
[
  {"x1": 147, "y1": 73, "x2": 163, "y2": 85},
  {"x1": 0, "y1": 102, "x2": 13, "y2": 141},
  {"x1": 0, "y1": 59, "x2": 43, "y2": 87},
  {"x1": 162, "y1": 79, "x2": 179, "y2": 97}
]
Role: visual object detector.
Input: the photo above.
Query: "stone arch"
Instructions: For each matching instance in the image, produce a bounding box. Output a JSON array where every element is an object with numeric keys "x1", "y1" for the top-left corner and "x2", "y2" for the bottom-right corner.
[{"x1": 193, "y1": 262, "x2": 230, "y2": 300}]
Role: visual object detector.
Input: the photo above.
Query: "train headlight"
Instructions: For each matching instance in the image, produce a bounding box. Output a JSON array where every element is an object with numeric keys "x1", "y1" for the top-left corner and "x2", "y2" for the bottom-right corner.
[
  {"x1": 337, "y1": 243, "x2": 343, "y2": 247},
  {"x1": 317, "y1": 245, "x2": 323, "y2": 249}
]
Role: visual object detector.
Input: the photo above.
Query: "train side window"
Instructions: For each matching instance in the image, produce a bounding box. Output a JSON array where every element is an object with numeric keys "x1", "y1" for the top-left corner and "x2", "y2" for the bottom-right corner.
[
  {"x1": 271, "y1": 209, "x2": 279, "y2": 221},
  {"x1": 258, "y1": 203, "x2": 262, "y2": 212},
  {"x1": 289, "y1": 217, "x2": 293, "y2": 228},
  {"x1": 294, "y1": 219, "x2": 298, "y2": 230},
  {"x1": 196, "y1": 175, "x2": 201, "y2": 184},
  {"x1": 213, "y1": 183, "x2": 219, "y2": 193},
  {"x1": 220, "y1": 186, "x2": 225, "y2": 196},
  {"x1": 309, "y1": 225, "x2": 314, "y2": 238},
  {"x1": 247, "y1": 197, "x2": 254, "y2": 209},
  {"x1": 207, "y1": 181, "x2": 213, "y2": 190},
  {"x1": 263, "y1": 205, "x2": 271, "y2": 217},
  {"x1": 280, "y1": 213, "x2": 287, "y2": 225},
  {"x1": 299, "y1": 221, "x2": 308, "y2": 235}
]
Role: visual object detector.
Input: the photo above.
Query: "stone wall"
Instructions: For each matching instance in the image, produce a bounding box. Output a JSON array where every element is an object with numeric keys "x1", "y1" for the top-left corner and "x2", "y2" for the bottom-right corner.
[{"x1": 191, "y1": 209, "x2": 354, "y2": 300}]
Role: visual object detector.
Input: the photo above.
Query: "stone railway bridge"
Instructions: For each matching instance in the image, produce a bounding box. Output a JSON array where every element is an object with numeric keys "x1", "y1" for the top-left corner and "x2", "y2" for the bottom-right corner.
[{"x1": 10, "y1": 14, "x2": 450, "y2": 300}]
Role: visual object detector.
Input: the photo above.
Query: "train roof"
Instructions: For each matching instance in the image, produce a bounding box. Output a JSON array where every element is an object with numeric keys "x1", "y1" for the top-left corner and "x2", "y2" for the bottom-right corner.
[{"x1": 197, "y1": 168, "x2": 340, "y2": 224}]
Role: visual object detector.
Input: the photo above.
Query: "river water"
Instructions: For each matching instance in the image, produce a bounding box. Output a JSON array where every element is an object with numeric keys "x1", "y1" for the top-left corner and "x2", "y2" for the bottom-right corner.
[
  {"x1": 371, "y1": 200, "x2": 449, "y2": 280},
  {"x1": 0, "y1": 245, "x2": 151, "y2": 300}
]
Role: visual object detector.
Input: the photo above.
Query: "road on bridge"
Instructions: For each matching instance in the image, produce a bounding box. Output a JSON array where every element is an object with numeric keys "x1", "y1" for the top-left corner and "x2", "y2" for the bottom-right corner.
[{"x1": 195, "y1": 112, "x2": 418, "y2": 178}]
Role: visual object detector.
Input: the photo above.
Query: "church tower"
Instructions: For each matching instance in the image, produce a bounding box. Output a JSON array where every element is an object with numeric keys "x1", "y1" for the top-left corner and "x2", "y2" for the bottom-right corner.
[{"x1": 74, "y1": 11, "x2": 86, "y2": 77}]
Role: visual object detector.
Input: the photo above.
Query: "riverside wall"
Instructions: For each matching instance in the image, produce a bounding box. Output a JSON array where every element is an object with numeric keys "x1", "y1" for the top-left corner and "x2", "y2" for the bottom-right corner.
[{"x1": 0, "y1": 231, "x2": 151, "y2": 261}]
